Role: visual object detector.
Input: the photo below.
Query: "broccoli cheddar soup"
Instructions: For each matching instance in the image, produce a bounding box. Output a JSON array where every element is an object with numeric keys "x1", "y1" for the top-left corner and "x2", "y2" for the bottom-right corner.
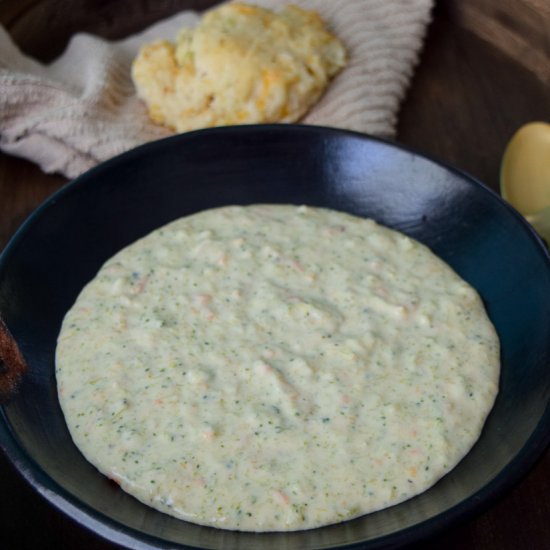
[{"x1": 56, "y1": 204, "x2": 500, "y2": 532}]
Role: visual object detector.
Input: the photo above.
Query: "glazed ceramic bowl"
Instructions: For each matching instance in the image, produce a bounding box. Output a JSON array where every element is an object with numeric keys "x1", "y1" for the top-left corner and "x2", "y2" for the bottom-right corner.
[{"x1": 1, "y1": 125, "x2": 549, "y2": 549}]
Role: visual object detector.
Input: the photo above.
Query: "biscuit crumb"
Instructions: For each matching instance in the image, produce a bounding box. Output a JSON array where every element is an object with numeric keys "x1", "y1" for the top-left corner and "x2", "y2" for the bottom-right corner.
[
  {"x1": 0, "y1": 318, "x2": 27, "y2": 403},
  {"x1": 132, "y1": 3, "x2": 347, "y2": 132}
]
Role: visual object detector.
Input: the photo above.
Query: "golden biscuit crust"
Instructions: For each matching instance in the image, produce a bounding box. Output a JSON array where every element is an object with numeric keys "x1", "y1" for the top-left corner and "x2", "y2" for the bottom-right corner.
[{"x1": 132, "y1": 3, "x2": 347, "y2": 132}]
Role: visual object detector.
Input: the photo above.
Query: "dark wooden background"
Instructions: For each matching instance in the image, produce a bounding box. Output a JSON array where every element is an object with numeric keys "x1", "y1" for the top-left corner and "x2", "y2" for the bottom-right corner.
[{"x1": 1, "y1": 0, "x2": 549, "y2": 548}]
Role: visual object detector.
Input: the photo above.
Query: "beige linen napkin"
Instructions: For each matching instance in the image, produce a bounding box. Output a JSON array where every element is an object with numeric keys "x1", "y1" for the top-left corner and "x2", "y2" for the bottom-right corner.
[{"x1": 0, "y1": 0, "x2": 433, "y2": 179}]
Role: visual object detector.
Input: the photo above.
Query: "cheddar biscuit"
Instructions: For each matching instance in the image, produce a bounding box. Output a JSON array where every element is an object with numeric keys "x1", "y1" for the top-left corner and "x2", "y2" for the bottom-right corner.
[{"x1": 131, "y1": 3, "x2": 347, "y2": 132}]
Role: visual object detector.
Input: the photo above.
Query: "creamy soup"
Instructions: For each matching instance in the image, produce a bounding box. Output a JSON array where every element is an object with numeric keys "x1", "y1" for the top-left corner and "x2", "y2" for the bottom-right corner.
[{"x1": 56, "y1": 204, "x2": 499, "y2": 531}]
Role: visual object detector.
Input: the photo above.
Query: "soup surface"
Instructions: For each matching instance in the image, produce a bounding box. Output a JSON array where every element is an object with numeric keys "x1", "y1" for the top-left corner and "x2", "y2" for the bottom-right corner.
[{"x1": 56, "y1": 204, "x2": 500, "y2": 531}]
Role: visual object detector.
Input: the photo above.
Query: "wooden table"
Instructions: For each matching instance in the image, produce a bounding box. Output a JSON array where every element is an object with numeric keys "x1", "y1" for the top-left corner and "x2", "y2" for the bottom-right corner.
[{"x1": 1, "y1": 1, "x2": 549, "y2": 548}]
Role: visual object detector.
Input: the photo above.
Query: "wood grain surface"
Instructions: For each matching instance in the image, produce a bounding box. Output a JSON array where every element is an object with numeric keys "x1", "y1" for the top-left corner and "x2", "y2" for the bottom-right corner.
[{"x1": 1, "y1": 1, "x2": 549, "y2": 548}]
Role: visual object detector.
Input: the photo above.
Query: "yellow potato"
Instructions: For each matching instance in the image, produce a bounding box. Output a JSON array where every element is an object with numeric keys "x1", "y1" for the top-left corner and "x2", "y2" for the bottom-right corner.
[
  {"x1": 500, "y1": 121, "x2": 550, "y2": 241},
  {"x1": 500, "y1": 122, "x2": 550, "y2": 216},
  {"x1": 132, "y1": 3, "x2": 347, "y2": 132}
]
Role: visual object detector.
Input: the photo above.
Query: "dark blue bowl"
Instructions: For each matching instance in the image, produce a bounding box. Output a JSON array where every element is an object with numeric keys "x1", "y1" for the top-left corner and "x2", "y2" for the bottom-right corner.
[{"x1": 1, "y1": 125, "x2": 549, "y2": 549}]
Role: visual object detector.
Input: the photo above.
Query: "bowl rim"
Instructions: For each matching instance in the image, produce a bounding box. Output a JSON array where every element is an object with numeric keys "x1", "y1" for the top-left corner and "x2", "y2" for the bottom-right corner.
[{"x1": 1, "y1": 124, "x2": 549, "y2": 550}]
